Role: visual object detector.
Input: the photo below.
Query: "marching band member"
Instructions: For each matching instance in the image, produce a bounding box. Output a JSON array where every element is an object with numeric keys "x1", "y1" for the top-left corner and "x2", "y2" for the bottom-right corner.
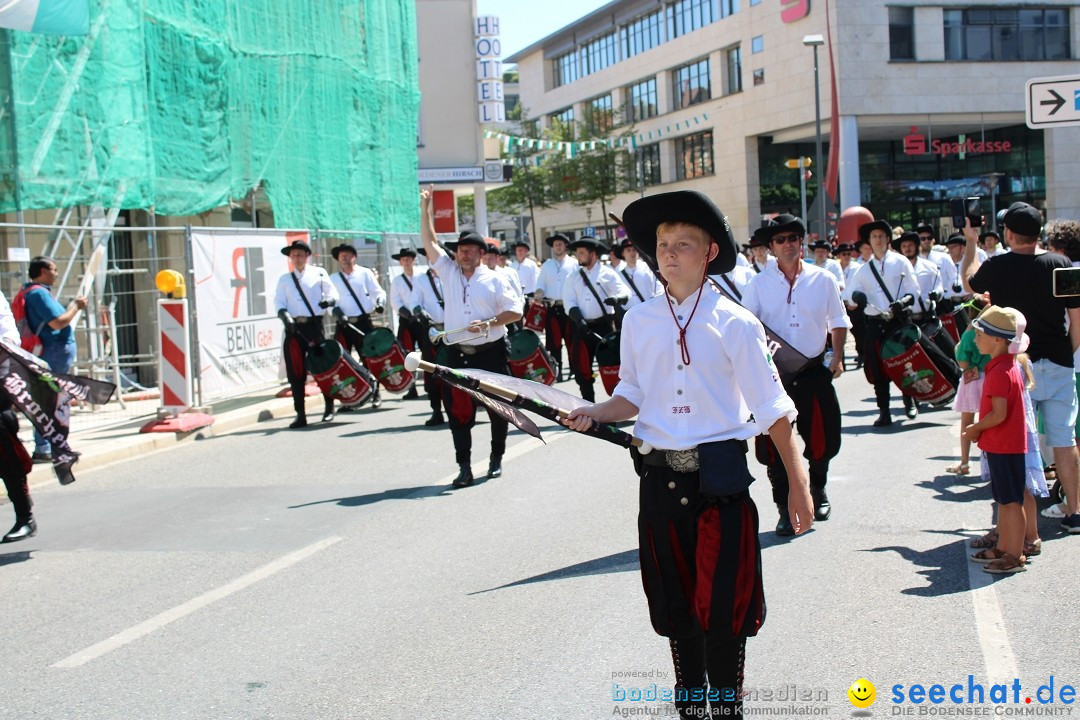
[
  {"x1": 563, "y1": 190, "x2": 812, "y2": 719},
  {"x1": 534, "y1": 233, "x2": 578, "y2": 381},
  {"x1": 419, "y1": 189, "x2": 522, "y2": 488},
  {"x1": 511, "y1": 240, "x2": 539, "y2": 298},
  {"x1": 563, "y1": 235, "x2": 629, "y2": 402},
  {"x1": 330, "y1": 243, "x2": 385, "y2": 410},
  {"x1": 748, "y1": 223, "x2": 777, "y2": 274},
  {"x1": 274, "y1": 239, "x2": 339, "y2": 429},
  {"x1": 809, "y1": 237, "x2": 845, "y2": 291},
  {"x1": 743, "y1": 214, "x2": 849, "y2": 533},
  {"x1": 413, "y1": 248, "x2": 446, "y2": 426},
  {"x1": 837, "y1": 242, "x2": 866, "y2": 368},
  {"x1": 390, "y1": 247, "x2": 422, "y2": 400},
  {"x1": 615, "y1": 237, "x2": 662, "y2": 309}
]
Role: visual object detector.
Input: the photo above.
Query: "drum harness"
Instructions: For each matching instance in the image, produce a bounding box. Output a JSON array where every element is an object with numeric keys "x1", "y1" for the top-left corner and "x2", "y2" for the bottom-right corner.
[{"x1": 289, "y1": 271, "x2": 323, "y2": 328}]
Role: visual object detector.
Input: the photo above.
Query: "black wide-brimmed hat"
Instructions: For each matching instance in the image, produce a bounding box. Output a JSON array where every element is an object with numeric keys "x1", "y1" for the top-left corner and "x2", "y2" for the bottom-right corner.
[
  {"x1": 767, "y1": 214, "x2": 806, "y2": 241},
  {"x1": 568, "y1": 236, "x2": 607, "y2": 254},
  {"x1": 834, "y1": 242, "x2": 857, "y2": 254},
  {"x1": 891, "y1": 231, "x2": 920, "y2": 252},
  {"x1": 945, "y1": 233, "x2": 966, "y2": 247},
  {"x1": 330, "y1": 243, "x2": 357, "y2": 260},
  {"x1": 391, "y1": 247, "x2": 417, "y2": 260},
  {"x1": 621, "y1": 191, "x2": 736, "y2": 274},
  {"x1": 281, "y1": 239, "x2": 312, "y2": 256},
  {"x1": 511, "y1": 239, "x2": 530, "y2": 250},
  {"x1": 979, "y1": 230, "x2": 1001, "y2": 244},
  {"x1": 446, "y1": 231, "x2": 487, "y2": 252},
  {"x1": 748, "y1": 220, "x2": 778, "y2": 249},
  {"x1": 544, "y1": 232, "x2": 570, "y2": 248},
  {"x1": 484, "y1": 241, "x2": 501, "y2": 254},
  {"x1": 858, "y1": 219, "x2": 893, "y2": 243},
  {"x1": 915, "y1": 223, "x2": 937, "y2": 240},
  {"x1": 808, "y1": 238, "x2": 832, "y2": 252}
]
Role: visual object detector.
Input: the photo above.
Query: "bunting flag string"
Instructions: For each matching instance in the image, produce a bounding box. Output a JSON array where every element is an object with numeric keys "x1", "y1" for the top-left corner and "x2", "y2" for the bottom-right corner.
[{"x1": 483, "y1": 112, "x2": 710, "y2": 160}]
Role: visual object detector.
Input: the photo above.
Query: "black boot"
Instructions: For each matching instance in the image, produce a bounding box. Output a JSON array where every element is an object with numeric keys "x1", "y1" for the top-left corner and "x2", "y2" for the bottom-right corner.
[
  {"x1": 322, "y1": 399, "x2": 335, "y2": 423},
  {"x1": 873, "y1": 409, "x2": 892, "y2": 427},
  {"x1": 289, "y1": 413, "x2": 307, "y2": 429},
  {"x1": 370, "y1": 388, "x2": 382, "y2": 409},
  {"x1": 404, "y1": 386, "x2": 420, "y2": 400},
  {"x1": 452, "y1": 464, "x2": 474, "y2": 488},
  {"x1": 811, "y1": 486, "x2": 831, "y2": 521},
  {"x1": 424, "y1": 411, "x2": 446, "y2": 427},
  {"x1": 3, "y1": 517, "x2": 36, "y2": 543},
  {"x1": 487, "y1": 455, "x2": 502, "y2": 479},
  {"x1": 904, "y1": 395, "x2": 919, "y2": 419},
  {"x1": 775, "y1": 505, "x2": 794, "y2": 536}
]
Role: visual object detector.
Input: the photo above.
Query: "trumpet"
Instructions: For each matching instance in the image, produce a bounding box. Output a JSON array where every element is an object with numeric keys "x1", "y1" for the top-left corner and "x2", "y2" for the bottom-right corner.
[{"x1": 428, "y1": 322, "x2": 490, "y2": 346}]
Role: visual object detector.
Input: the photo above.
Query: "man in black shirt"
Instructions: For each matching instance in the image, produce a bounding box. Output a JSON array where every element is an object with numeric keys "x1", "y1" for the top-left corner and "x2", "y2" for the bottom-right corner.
[{"x1": 963, "y1": 202, "x2": 1080, "y2": 534}]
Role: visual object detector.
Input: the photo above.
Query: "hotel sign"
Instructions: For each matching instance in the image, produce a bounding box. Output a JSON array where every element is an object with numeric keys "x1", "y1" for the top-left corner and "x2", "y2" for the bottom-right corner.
[{"x1": 475, "y1": 16, "x2": 505, "y2": 124}]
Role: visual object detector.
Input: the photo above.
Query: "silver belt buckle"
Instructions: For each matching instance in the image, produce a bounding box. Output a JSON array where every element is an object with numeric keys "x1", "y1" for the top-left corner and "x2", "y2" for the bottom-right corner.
[
  {"x1": 665, "y1": 448, "x2": 699, "y2": 473},
  {"x1": 459, "y1": 344, "x2": 478, "y2": 355}
]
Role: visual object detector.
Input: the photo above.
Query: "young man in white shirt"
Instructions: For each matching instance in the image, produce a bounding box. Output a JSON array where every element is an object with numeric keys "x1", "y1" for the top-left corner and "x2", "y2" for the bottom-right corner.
[
  {"x1": 413, "y1": 248, "x2": 447, "y2": 426},
  {"x1": 808, "y1": 237, "x2": 845, "y2": 291},
  {"x1": 390, "y1": 247, "x2": 422, "y2": 399},
  {"x1": 274, "y1": 239, "x2": 339, "y2": 428},
  {"x1": 743, "y1": 215, "x2": 849, "y2": 532},
  {"x1": 534, "y1": 233, "x2": 578, "y2": 381},
  {"x1": 564, "y1": 190, "x2": 812, "y2": 719},
  {"x1": 562, "y1": 236, "x2": 630, "y2": 402},
  {"x1": 510, "y1": 239, "x2": 539, "y2": 297},
  {"x1": 419, "y1": 190, "x2": 522, "y2": 487},
  {"x1": 847, "y1": 220, "x2": 923, "y2": 426},
  {"x1": 615, "y1": 237, "x2": 662, "y2": 309}
]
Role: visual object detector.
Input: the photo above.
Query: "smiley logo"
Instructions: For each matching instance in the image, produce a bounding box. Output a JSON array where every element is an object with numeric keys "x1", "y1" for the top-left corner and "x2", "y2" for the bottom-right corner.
[{"x1": 848, "y1": 679, "x2": 876, "y2": 709}]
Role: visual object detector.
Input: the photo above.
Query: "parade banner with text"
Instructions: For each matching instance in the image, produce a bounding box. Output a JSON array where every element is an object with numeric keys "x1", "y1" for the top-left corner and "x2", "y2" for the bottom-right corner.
[{"x1": 192, "y1": 231, "x2": 303, "y2": 400}]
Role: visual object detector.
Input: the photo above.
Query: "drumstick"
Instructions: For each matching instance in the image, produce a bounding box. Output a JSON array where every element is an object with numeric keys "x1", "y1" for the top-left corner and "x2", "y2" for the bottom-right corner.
[
  {"x1": 404, "y1": 352, "x2": 652, "y2": 453},
  {"x1": 608, "y1": 212, "x2": 623, "y2": 227}
]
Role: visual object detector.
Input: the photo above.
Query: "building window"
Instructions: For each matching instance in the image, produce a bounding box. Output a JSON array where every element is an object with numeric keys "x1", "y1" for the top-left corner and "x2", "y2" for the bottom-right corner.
[
  {"x1": 629, "y1": 143, "x2": 662, "y2": 188},
  {"x1": 750, "y1": 0, "x2": 761, "y2": 5},
  {"x1": 626, "y1": 78, "x2": 659, "y2": 122},
  {"x1": 944, "y1": 8, "x2": 1070, "y2": 61},
  {"x1": 553, "y1": 50, "x2": 579, "y2": 88},
  {"x1": 889, "y1": 7, "x2": 915, "y2": 60},
  {"x1": 753, "y1": 68, "x2": 765, "y2": 86},
  {"x1": 725, "y1": 46, "x2": 742, "y2": 95},
  {"x1": 720, "y1": 0, "x2": 739, "y2": 18},
  {"x1": 581, "y1": 32, "x2": 618, "y2": 76},
  {"x1": 620, "y1": 8, "x2": 663, "y2": 59},
  {"x1": 676, "y1": 131, "x2": 714, "y2": 180},
  {"x1": 666, "y1": 0, "x2": 715, "y2": 40},
  {"x1": 751, "y1": 35, "x2": 764, "y2": 54},
  {"x1": 549, "y1": 107, "x2": 575, "y2": 139},
  {"x1": 585, "y1": 95, "x2": 614, "y2": 134},
  {"x1": 673, "y1": 58, "x2": 711, "y2": 109}
]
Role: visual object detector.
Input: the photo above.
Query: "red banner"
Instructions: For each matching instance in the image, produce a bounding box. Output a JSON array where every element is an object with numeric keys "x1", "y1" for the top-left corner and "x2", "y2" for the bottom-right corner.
[{"x1": 432, "y1": 190, "x2": 457, "y2": 234}]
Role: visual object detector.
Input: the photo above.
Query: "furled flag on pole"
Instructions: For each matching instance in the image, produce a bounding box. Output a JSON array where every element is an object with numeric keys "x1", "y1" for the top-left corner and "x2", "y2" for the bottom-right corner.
[{"x1": 0, "y1": 0, "x2": 90, "y2": 36}]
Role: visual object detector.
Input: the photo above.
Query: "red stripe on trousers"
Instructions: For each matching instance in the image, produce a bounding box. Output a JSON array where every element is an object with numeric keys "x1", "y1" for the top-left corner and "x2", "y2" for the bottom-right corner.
[
  {"x1": 693, "y1": 506, "x2": 722, "y2": 632},
  {"x1": 732, "y1": 502, "x2": 757, "y2": 636},
  {"x1": 574, "y1": 338, "x2": 591, "y2": 378},
  {"x1": 809, "y1": 395, "x2": 825, "y2": 460},
  {"x1": 448, "y1": 386, "x2": 475, "y2": 425}
]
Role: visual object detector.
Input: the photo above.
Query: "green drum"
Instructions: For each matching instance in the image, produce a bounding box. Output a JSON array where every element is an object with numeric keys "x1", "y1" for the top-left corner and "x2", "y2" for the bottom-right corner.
[
  {"x1": 308, "y1": 340, "x2": 374, "y2": 407},
  {"x1": 360, "y1": 326, "x2": 415, "y2": 394},
  {"x1": 507, "y1": 330, "x2": 556, "y2": 385}
]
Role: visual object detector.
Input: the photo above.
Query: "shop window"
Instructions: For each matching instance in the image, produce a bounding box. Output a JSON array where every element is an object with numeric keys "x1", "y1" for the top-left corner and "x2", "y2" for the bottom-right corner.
[
  {"x1": 673, "y1": 58, "x2": 711, "y2": 109},
  {"x1": 753, "y1": 68, "x2": 765, "y2": 86},
  {"x1": 626, "y1": 77, "x2": 659, "y2": 122},
  {"x1": 752, "y1": 35, "x2": 764, "y2": 54},
  {"x1": 889, "y1": 7, "x2": 915, "y2": 60},
  {"x1": 944, "y1": 8, "x2": 1071, "y2": 61},
  {"x1": 725, "y1": 46, "x2": 742, "y2": 95},
  {"x1": 676, "y1": 131, "x2": 714, "y2": 180}
]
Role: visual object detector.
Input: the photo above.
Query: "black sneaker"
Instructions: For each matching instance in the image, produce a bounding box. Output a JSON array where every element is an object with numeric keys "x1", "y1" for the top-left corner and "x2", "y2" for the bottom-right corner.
[
  {"x1": 1061, "y1": 513, "x2": 1080, "y2": 534},
  {"x1": 31, "y1": 451, "x2": 52, "y2": 464}
]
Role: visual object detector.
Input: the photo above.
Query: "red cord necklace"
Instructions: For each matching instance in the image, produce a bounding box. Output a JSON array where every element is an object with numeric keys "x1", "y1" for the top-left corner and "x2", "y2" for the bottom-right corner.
[{"x1": 662, "y1": 269, "x2": 708, "y2": 366}]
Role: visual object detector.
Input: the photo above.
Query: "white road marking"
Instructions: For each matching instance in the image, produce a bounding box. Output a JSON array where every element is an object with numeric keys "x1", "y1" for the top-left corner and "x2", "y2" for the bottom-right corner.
[
  {"x1": 52, "y1": 536, "x2": 343, "y2": 669},
  {"x1": 965, "y1": 546, "x2": 1020, "y2": 684}
]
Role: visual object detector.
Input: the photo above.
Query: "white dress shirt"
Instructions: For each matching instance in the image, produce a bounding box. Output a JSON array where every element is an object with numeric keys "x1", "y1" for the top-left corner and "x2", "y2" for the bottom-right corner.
[
  {"x1": 942, "y1": 257, "x2": 965, "y2": 299},
  {"x1": 331, "y1": 266, "x2": 385, "y2": 316},
  {"x1": 390, "y1": 273, "x2": 417, "y2": 316},
  {"x1": 498, "y1": 265, "x2": 524, "y2": 304},
  {"x1": 620, "y1": 262, "x2": 662, "y2": 308},
  {"x1": 613, "y1": 284, "x2": 797, "y2": 450},
  {"x1": 433, "y1": 255, "x2": 520, "y2": 346},
  {"x1": 710, "y1": 265, "x2": 755, "y2": 300},
  {"x1": 742, "y1": 261, "x2": 851, "y2": 358},
  {"x1": 563, "y1": 263, "x2": 630, "y2": 321},
  {"x1": 512, "y1": 257, "x2": 539, "y2": 294},
  {"x1": 274, "y1": 265, "x2": 338, "y2": 317},
  {"x1": 907, "y1": 256, "x2": 944, "y2": 313},
  {"x1": 536, "y1": 256, "x2": 577, "y2": 301},
  {"x1": 410, "y1": 269, "x2": 445, "y2": 325},
  {"x1": 750, "y1": 256, "x2": 777, "y2": 274},
  {"x1": 811, "y1": 257, "x2": 845, "y2": 291},
  {"x1": 841, "y1": 262, "x2": 860, "y2": 302},
  {"x1": 846, "y1": 251, "x2": 923, "y2": 317},
  {"x1": 735, "y1": 253, "x2": 750, "y2": 268}
]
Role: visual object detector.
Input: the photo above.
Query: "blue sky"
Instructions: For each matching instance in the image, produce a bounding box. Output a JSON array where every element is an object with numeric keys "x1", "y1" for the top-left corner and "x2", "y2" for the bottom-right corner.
[{"x1": 476, "y1": 0, "x2": 612, "y2": 59}]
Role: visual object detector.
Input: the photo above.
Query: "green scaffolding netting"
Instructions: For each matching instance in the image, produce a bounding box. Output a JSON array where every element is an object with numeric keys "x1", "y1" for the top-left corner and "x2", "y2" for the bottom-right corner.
[{"x1": 0, "y1": 0, "x2": 420, "y2": 232}]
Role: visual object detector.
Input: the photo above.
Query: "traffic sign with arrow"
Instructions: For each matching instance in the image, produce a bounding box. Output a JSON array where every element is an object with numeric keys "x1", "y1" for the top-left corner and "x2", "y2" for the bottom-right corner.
[{"x1": 1026, "y1": 74, "x2": 1080, "y2": 129}]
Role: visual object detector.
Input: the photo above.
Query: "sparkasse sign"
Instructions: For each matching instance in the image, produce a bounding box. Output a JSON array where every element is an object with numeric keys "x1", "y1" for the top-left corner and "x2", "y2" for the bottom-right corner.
[{"x1": 902, "y1": 127, "x2": 1012, "y2": 158}]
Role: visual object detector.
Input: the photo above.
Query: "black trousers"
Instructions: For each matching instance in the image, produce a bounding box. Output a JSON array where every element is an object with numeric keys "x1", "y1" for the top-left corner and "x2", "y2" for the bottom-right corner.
[
  {"x1": 0, "y1": 399, "x2": 31, "y2": 523},
  {"x1": 756, "y1": 362, "x2": 841, "y2": 506},
  {"x1": 848, "y1": 305, "x2": 866, "y2": 361},
  {"x1": 570, "y1": 317, "x2": 614, "y2": 402},
  {"x1": 283, "y1": 322, "x2": 333, "y2": 416},
  {"x1": 440, "y1": 342, "x2": 510, "y2": 466},
  {"x1": 415, "y1": 321, "x2": 443, "y2": 413},
  {"x1": 335, "y1": 317, "x2": 381, "y2": 404},
  {"x1": 863, "y1": 315, "x2": 901, "y2": 411},
  {"x1": 544, "y1": 304, "x2": 570, "y2": 368}
]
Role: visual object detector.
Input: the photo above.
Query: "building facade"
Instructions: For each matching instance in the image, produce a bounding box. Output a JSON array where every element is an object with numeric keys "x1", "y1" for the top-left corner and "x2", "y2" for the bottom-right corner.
[{"x1": 507, "y1": 0, "x2": 1080, "y2": 244}]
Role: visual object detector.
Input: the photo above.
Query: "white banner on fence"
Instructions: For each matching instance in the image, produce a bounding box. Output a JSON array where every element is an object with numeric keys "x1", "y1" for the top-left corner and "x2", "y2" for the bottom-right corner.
[{"x1": 191, "y1": 231, "x2": 304, "y2": 400}]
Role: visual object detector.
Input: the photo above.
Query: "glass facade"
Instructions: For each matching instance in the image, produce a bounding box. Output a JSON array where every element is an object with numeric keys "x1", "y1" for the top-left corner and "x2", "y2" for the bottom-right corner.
[
  {"x1": 585, "y1": 94, "x2": 614, "y2": 134},
  {"x1": 621, "y1": 9, "x2": 663, "y2": 59},
  {"x1": 673, "y1": 58, "x2": 711, "y2": 109},
  {"x1": 676, "y1": 131, "x2": 714, "y2": 180},
  {"x1": 666, "y1": 0, "x2": 716, "y2": 40},
  {"x1": 944, "y1": 8, "x2": 1070, "y2": 61},
  {"x1": 628, "y1": 143, "x2": 662, "y2": 188},
  {"x1": 582, "y1": 32, "x2": 618, "y2": 76},
  {"x1": 889, "y1": 7, "x2": 915, "y2": 60},
  {"x1": 553, "y1": 50, "x2": 579, "y2": 88},
  {"x1": 626, "y1": 77, "x2": 659, "y2": 122}
]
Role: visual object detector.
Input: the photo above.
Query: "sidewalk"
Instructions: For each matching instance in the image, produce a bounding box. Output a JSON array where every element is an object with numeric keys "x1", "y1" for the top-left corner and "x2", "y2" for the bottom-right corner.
[{"x1": 22, "y1": 385, "x2": 326, "y2": 490}]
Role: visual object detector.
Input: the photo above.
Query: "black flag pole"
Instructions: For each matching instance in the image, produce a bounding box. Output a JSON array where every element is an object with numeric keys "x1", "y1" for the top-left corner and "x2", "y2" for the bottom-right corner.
[{"x1": 404, "y1": 352, "x2": 653, "y2": 453}]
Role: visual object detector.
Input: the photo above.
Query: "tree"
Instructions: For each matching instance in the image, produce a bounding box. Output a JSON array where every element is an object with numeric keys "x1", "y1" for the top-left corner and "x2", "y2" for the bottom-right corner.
[{"x1": 566, "y1": 103, "x2": 635, "y2": 241}]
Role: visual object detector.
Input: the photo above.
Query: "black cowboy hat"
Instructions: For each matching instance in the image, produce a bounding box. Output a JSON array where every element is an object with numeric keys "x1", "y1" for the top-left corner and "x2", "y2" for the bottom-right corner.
[
  {"x1": 544, "y1": 232, "x2": 570, "y2": 248},
  {"x1": 511, "y1": 239, "x2": 530, "y2": 250},
  {"x1": 748, "y1": 219, "x2": 778, "y2": 249},
  {"x1": 484, "y1": 241, "x2": 502, "y2": 254},
  {"x1": 568, "y1": 236, "x2": 607, "y2": 254},
  {"x1": 808, "y1": 238, "x2": 832, "y2": 252},
  {"x1": 330, "y1": 243, "x2": 357, "y2": 260},
  {"x1": 621, "y1": 191, "x2": 736, "y2": 274},
  {"x1": 445, "y1": 231, "x2": 487, "y2": 252},
  {"x1": 281, "y1": 239, "x2": 312, "y2": 256},
  {"x1": 390, "y1": 247, "x2": 417, "y2": 260},
  {"x1": 945, "y1": 233, "x2": 966, "y2": 247},
  {"x1": 833, "y1": 242, "x2": 857, "y2": 254},
  {"x1": 915, "y1": 223, "x2": 937, "y2": 240},
  {"x1": 891, "y1": 231, "x2": 920, "y2": 252},
  {"x1": 767, "y1": 214, "x2": 806, "y2": 241},
  {"x1": 858, "y1": 219, "x2": 893, "y2": 243},
  {"x1": 978, "y1": 230, "x2": 1001, "y2": 244}
]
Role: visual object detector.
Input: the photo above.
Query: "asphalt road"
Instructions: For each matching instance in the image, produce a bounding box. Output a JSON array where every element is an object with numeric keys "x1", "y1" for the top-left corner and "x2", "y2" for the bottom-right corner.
[{"x1": 1, "y1": 365, "x2": 1077, "y2": 719}]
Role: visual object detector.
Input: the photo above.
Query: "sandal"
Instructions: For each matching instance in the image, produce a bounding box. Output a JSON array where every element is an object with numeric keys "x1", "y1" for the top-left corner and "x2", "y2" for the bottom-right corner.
[
  {"x1": 969, "y1": 532, "x2": 999, "y2": 549},
  {"x1": 1024, "y1": 539, "x2": 1042, "y2": 557},
  {"x1": 947, "y1": 463, "x2": 971, "y2": 475},
  {"x1": 983, "y1": 553, "x2": 1027, "y2": 574},
  {"x1": 970, "y1": 547, "x2": 1006, "y2": 563},
  {"x1": 1044, "y1": 464, "x2": 1057, "y2": 481}
]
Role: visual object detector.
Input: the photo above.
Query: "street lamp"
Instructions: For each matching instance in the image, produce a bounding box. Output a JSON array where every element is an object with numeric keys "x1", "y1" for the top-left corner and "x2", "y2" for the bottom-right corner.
[{"x1": 803, "y1": 34, "x2": 826, "y2": 243}]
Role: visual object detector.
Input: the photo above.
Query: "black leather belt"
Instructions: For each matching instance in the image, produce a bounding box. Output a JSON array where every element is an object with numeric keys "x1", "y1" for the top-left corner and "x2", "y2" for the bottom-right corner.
[
  {"x1": 641, "y1": 448, "x2": 699, "y2": 472},
  {"x1": 294, "y1": 316, "x2": 316, "y2": 324},
  {"x1": 455, "y1": 339, "x2": 504, "y2": 356}
]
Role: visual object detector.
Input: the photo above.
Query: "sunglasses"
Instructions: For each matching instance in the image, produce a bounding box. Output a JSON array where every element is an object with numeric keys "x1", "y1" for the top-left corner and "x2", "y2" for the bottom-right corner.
[{"x1": 771, "y1": 234, "x2": 802, "y2": 245}]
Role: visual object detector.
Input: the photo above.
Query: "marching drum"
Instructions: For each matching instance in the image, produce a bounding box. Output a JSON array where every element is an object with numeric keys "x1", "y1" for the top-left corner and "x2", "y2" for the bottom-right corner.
[
  {"x1": 507, "y1": 330, "x2": 557, "y2": 386},
  {"x1": 523, "y1": 300, "x2": 547, "y2": 333},
  {"x1": 595, "y1": 331, "x2": 621, "y2": 396},
  {"x1": 940, "y1": 309, "x2": 963, "y2": 345},
  {"x1": 307, "y1": 340, "x2": 375, "y2": 408},
  {"x1": 880, "y1": 324, "x2": 959, "y2": 406},
  {"x1": 360, "y1": 327, "x2": 416, "y2": 394}
]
